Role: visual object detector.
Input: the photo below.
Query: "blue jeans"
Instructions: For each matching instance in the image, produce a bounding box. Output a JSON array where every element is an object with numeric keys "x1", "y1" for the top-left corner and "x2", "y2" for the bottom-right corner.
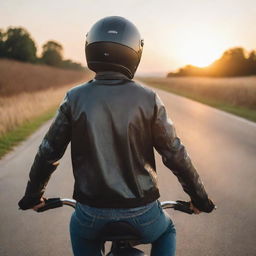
[{"x1": 70, "y1": 200, "x2": 176, "y2": 256}]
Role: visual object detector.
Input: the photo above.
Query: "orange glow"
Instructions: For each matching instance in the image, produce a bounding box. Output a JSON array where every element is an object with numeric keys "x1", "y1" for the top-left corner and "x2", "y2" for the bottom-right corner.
[{"x1": 171, "y1": 31, "x2": 227, "y2": 68}]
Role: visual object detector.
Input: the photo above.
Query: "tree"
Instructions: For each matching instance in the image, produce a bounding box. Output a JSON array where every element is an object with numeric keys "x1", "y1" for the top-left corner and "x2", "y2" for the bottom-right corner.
[
  {"x1": 248, "y1": 50, "x2": 256, "y2": 75},
  {"x1": 3, "y1": 27, "x2": 37, "y2": 62},
  {"x1": 41, "y1": 40, "x2": 63, "y2": 67},
  {"x1": 167, "y1": 47, "x2": 256, "y2": 77},
  {"x1": 60, "y1": 59, "x2": 84, "y2": 70},
  {"x1": 211, "y1": 48, "x2": 249, "y2": 76},
  {"x1": 0, "y1": 29, "x2": 6, "y2": 57}
]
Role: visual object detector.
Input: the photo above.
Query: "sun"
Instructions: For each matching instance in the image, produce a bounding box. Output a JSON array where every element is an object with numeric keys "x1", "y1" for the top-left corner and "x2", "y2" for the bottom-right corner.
[{"x1": 176, "y1": 33, "x2": 225, "y2": 68}]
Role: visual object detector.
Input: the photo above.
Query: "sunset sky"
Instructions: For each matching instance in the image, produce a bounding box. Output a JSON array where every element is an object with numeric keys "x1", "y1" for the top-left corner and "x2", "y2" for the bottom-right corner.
[{"x1": 1, "y1": 0, "x2": 256, "y2": 75}]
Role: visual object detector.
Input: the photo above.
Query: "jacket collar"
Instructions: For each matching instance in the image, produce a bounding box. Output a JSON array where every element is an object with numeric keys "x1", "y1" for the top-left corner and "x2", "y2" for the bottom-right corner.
[{"x1": 94, "y1": 71, "x2": 131, "y2": 81}]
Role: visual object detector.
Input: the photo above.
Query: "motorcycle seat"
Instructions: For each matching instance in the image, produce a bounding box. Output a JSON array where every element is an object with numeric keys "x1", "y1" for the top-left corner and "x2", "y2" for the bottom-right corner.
[{"x1": 99, "y1": 221, "x2": 142, "y2": 241}]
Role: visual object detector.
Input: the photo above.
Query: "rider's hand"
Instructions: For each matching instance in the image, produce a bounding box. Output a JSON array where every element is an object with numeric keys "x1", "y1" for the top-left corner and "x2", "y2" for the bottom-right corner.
[
  {"x1": 190, "y1": 202, "x2": 201, "y2": 214},
  {"x1": 32, "y1": 197, "x2": 46, "y2": 211}
]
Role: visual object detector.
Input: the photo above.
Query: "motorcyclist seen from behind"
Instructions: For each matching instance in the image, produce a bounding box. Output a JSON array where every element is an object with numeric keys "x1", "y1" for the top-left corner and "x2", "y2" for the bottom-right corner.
[{"x1": 18, "y1": 16, "x2": 215, "y2": 256}]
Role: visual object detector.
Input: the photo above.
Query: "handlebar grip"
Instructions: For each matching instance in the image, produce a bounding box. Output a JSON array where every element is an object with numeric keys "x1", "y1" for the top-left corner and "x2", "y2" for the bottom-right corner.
[
  {"x1": 173, "y1": 201, "x2": 194, "y2": 214},
  {"x1": 37, "y1": 198, "x2": 63, "y2": 212}
]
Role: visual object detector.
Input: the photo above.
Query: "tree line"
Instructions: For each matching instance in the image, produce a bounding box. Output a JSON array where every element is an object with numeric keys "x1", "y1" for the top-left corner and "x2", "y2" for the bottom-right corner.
[
  {"x1": 0, "y1": 27, "x2": 84, "y2": 70},
  {"x1": 167, "y1": 47, "x2": 256, "y2": 77}
]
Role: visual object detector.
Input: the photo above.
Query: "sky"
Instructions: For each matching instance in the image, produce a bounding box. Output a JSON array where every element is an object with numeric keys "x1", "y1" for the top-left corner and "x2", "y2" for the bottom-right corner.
[{"x1": 1, "y1": 0, "x2": 256, "y2": 75}]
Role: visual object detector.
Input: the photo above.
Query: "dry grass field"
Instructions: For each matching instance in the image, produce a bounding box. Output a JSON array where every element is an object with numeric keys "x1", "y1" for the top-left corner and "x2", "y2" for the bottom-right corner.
[
  {"x1": 138, "y1": 76, "x2": 256, "y2": 109},
  {"x1": 1, "y1": 86, "x2": 70, "y2": 135},
  {"x1": 0, "y1": 59, "x2": 93, "y2": 136},
  {"x1": 0, "y1": 59, "x2": 91, "y2": 96}
]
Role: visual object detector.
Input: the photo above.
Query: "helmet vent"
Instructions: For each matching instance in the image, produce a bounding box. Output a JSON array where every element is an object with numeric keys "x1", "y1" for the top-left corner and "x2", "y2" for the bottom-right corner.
[{"x1": 108, "y1": 30, "x2": 118, "y2": 34}]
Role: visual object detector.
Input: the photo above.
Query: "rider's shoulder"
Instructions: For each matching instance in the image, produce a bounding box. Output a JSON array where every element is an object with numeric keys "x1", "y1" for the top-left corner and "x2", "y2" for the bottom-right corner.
[
  {"x1": 66, "y1": 80, "x2": 94, "y2": 98},
  {"x1": 130, "y1": 80, "x2": 156, "y2": 97},
  {"x1": 65, "y1": 79, "x2": 157, "y2": 101}
]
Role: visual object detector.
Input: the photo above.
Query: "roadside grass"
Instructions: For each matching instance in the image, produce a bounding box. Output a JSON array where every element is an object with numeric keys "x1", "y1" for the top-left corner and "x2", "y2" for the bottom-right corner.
[
  {"x1": 0, "y1": 107, "x2": 57, "y2": 159},
  {"x1": 138, "y1": 78, "x2": 256, "y2": 123}
]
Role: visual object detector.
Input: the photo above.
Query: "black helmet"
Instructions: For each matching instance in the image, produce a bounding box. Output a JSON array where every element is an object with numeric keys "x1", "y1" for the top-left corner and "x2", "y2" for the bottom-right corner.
[{"x1": 85, "y1": 16, "x2": 144, "y2": 79}]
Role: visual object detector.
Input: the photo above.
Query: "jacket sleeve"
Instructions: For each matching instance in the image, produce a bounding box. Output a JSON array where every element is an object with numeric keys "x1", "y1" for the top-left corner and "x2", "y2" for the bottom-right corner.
[
  {"x1": 152, "y1": 93, "x2": 214, "y2": 212},
  {"x1": 18, "y1": 93, "x2": 72, "y2": 210}
]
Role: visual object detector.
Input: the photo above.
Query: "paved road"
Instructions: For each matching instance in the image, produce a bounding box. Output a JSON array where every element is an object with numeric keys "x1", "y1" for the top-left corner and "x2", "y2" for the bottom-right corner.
[{"x1": 1, "y1": 86, "x2": 256, "y2": 256}]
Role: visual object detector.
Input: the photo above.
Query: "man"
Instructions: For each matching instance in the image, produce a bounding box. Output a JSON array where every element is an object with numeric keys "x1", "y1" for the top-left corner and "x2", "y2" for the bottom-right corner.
[{"x1": 19, "y1": 16, "x2": 215, "y2": 256}]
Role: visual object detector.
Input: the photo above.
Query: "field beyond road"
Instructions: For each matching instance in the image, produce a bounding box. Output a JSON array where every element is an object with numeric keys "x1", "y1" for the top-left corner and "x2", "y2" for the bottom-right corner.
[
  {"x1": 0, "y1": 59, "x2": 93, "y2": 157},
  {"x1": 138, "y1": 76, "x2": 256, "y2": 122}
]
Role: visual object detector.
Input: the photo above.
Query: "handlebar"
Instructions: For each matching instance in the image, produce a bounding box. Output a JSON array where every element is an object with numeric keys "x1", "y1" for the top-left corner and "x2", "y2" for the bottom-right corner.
[
  {"x1": 161, "y1": 200, "x2": 194, "y2": 214},
  {"x1": 36, "y1": 198, "x2": 76, "y2": 212},
  {"x1": 37, "y1": 198, "x2": 194, "y2": 214}
]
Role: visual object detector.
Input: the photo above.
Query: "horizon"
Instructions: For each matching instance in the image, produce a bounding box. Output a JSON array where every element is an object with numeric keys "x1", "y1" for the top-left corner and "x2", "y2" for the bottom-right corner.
[{"x1": 1, "y1": 0, "x2": 256, "y2": 75}]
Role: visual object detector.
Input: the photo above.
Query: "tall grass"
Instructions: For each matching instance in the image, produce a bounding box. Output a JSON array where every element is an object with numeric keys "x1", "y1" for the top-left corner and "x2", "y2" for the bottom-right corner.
[
  {"x1": 0, "y1": 59, "x2": 92, "y2": 96},
  {"x1": 0, "y1": 86, "x2": 69, "y2": 135},
  {"x1": 138, "y1": 76, "x2": 256, "y2": 110},
  {"x1": 0, "y1": 59, "x2": 93, "y2": 136}
]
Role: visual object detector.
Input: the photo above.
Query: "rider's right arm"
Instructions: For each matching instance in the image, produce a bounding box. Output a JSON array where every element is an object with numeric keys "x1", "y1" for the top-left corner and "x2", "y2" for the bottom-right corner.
[
  {"x1": 18, "y1": 93, "x2": 72, "y2": 210},
  {"x1": 152, "y1": 93, "x2": 214, "y2": 213}
]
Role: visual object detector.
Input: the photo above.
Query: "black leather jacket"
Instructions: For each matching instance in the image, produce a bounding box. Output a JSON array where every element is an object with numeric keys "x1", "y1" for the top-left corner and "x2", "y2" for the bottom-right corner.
[{"x1": 19, "y1": 72, "x2": 214, "y2": 212}]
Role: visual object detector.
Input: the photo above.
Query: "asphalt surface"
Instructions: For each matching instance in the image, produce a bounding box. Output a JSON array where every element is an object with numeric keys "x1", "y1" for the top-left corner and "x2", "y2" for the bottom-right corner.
[{"x1": 0, "y1": 85, "x2": 256, "y2": 256}]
